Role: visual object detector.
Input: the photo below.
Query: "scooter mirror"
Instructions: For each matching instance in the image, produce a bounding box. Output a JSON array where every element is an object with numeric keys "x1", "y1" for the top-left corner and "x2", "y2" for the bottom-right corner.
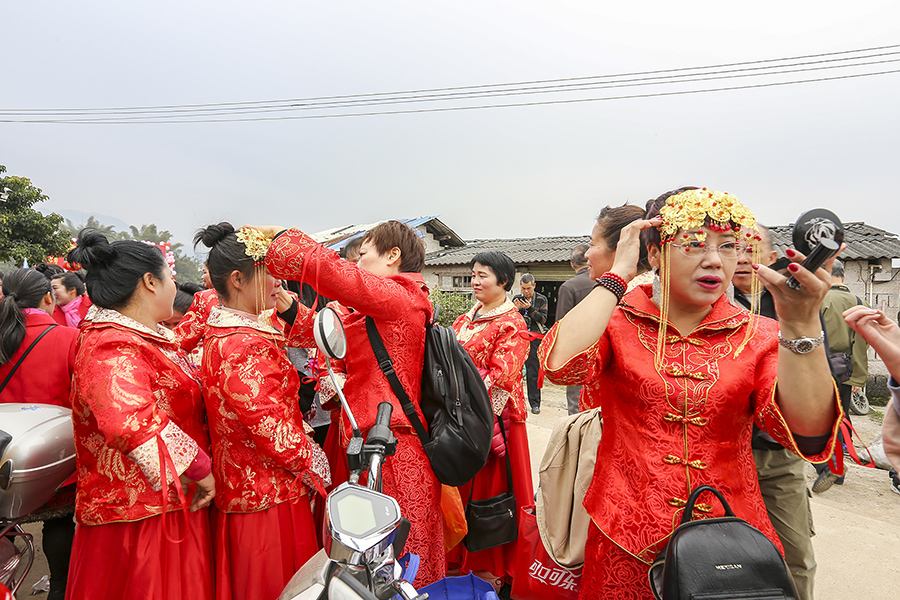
[{"x1": 315, "y1": 307, "x2": 347, "y2": 361}]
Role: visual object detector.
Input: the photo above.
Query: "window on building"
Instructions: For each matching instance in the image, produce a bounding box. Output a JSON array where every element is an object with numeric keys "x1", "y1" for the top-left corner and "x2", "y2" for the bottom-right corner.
[{"x1": 451, "y1": 275, "x2": 472, "y2": 288}]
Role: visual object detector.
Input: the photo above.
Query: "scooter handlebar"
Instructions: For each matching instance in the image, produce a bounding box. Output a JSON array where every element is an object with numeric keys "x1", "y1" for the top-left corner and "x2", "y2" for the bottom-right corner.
[
  {"x1": 365, "y1": 402, "x2": 397, "y2": 457},
  {"x1": 375, "y1": 402, "x2": 393, "y2": 428}
]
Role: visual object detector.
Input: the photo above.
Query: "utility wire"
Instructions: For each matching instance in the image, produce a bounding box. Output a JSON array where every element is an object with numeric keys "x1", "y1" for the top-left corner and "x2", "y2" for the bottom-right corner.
[
  {"x1": 1, "y1": 51, "x2": 896, "y2": 119},
  {"x1": 5, "y1": 55, "x2": 895, "y2": 122},
  {"x1": 2, "y1": 43, "x2": 898, "y2": 115},
  {"x1": 4, "y1": 69, "x2": 897, "y2": 125}
]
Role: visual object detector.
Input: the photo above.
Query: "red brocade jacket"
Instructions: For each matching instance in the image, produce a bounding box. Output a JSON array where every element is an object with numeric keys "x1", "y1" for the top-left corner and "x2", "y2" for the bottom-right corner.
[
  {"x1": 173, "y1": 288, "x2": 219, "y2": 354},
  {"x1": 201, "y1": 306, "x2": 330, "y2": 513},
  {"x1": 538, "y1": 285, "x2": 842, "y2": 563},
  {"x1": 71, "y1": 309, "x2": 210, "y2": 526},
  {"x1": 452, "y1": 300, "x2": 531, "y2": 421},
  {"x1": 265, "y1": 229, "x2": 433, "y2": 437}
]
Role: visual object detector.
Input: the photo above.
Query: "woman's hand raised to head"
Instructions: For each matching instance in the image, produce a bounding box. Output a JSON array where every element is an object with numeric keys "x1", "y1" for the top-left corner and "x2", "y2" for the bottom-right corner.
[
  {"x1": 753, "y1": 247, "x2": 831, "y2": 336},
  {"x1": 609, "y1": 217, "x2": 662, "y2": 282},
  {"x1": 844, "y1": 305, "x2": 900, "y2": 379}
]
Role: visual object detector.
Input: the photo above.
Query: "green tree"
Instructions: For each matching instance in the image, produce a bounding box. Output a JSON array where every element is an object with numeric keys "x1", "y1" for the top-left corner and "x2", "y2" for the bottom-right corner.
[
  {"x1": 0, "y1": 165, "x2": 70, "y2": 265},
  {"x1": 125, "y1": 223, "x2": 202, "y2": 283},
  {"x1": 430, "y1": 289, "x2": 472, "y2": 327},
  {"x1": 65, "y1": 216, "x2": 203, "y2": 284},
  {"x1": 62, "y1": 216, "x2": 121, "y2": 240}
]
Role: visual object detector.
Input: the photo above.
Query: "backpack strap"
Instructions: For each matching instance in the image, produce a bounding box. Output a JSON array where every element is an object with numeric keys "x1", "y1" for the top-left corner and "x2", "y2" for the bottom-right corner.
[
  {"x1": 0, "y1": 324, "x2": 58, "y2": 394},
  {"x1": 365, "y1": 316, "x2": 430, "y2": 446}
]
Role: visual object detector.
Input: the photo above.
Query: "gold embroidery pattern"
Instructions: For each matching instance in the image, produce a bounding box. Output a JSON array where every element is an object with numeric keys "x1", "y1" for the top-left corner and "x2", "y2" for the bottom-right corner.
[{"x1": 127, "y1": 421, "x2": 200, "y2": 491}]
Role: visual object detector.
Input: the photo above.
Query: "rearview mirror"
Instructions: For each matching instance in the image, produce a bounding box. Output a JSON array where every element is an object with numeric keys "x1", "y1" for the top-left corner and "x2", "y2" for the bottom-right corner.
[{"x1": 314, "y1": 307, "x2": 347, "y2": 361}]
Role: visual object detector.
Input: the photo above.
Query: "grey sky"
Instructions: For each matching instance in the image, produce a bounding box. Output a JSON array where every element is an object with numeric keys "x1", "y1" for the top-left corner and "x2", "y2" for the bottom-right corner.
[{"x1": 3, "y1": 1, "x2": 899, "y2": 250}]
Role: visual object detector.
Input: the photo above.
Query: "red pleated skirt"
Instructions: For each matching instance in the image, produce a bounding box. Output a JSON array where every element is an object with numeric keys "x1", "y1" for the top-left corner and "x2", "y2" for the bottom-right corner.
[
  {"x1": 450, "y1": 420, "x2": 534, "y2": 581},
  {"x1": 213, "y1": 497, "x2": 320, "y2": 600},
  {"x1": 580, "y1": 524, "x2": 654, "y2": 599},
  {"x1": 65, "y1": 508, "x2": 213, "y2": 600}
]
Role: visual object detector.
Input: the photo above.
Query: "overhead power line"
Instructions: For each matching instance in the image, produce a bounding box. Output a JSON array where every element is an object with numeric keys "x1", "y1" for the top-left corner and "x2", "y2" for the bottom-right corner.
[
  {"x1": 3, "y1": 42, "x2": 898, "y2": 115},
  {"x1": 1, "y1": 44, "x2": 897, "y2": 125},
  {"x1": 1, "y1": 50, "x2": 898, "y2": 120},
  {"x1": 4, "y1": 69, "x2": 897, "y2": 125}
]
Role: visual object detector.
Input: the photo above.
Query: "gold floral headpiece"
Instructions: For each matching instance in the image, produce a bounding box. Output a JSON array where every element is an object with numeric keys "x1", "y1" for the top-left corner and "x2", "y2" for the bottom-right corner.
[
  {"x1": 236, "y1": 227, "x2": 274, "y2": 263},
  {"x1": 658, "y1": 188, "x2": 758, "y2": 244},
  {"x1": 653, "y1": 187, "x2": 762, "y2": 372}
]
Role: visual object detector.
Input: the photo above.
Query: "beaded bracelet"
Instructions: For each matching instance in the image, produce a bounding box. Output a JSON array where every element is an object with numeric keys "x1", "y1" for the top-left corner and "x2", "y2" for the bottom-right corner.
[{"x1": 594, "y1": 271, "x2": 627, "y2": 303}]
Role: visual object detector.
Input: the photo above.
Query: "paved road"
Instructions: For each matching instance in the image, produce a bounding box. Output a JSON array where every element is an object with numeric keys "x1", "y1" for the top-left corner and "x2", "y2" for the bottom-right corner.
[{"x1": 15, "y1": 386, "x2": 900, "y2": 599}]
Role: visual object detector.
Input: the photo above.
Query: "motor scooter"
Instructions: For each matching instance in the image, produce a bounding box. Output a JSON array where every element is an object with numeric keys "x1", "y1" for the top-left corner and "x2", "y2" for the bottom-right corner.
[
  {"x1": 0, "y1": 403, "x2": 76, "y2": 598},
  {"x1": 279, "y1": 306, "x2": 427, "y2": 600}
]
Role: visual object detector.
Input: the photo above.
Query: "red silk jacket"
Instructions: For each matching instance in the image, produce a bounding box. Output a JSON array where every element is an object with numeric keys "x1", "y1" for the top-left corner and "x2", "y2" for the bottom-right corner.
[
  {"x1": 173, "y1": 288, "x2": 219, "y2": 354},
  {"x1": 452, "y1": 299, "x2": 531, "y2": 421},
  {"x1": 201, "y1": 306, "x2": 330, "y2": 513},
  {"x1": 0, "y1": 310, "x2": 77, "y2": 406},
  {"x1": 70, "y1": 308, "x2": 210, "y2": 526},
  {"x1": 266, "y1": 229, "x2": 433, "y2": 436},
  {"x1": 539, "y1": 285, "x2": 842, "y2": 563}
]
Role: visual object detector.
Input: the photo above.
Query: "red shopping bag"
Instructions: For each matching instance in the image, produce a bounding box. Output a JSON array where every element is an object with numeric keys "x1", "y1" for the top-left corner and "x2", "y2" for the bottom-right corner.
[{"x1": 510, "y1": 506, "x2": 581, "y2": 600}]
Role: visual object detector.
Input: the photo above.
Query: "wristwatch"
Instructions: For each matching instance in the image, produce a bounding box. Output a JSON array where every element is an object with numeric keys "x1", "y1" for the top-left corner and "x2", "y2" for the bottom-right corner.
[{"x1": 777, "y1": 330, "x2": 825, "y2": 354}]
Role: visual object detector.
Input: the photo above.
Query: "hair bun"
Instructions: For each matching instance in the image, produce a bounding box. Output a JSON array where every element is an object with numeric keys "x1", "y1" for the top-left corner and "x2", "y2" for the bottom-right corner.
[
  {"x1": 68, "y1": 229, "x2": 117, "y2": 269},
  {"x1": 194, "y1": 222, "x2": 235, "y2": 249}
]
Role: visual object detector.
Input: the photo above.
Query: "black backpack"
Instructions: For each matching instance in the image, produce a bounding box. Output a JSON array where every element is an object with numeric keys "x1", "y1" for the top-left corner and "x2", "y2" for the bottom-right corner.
[
  {"x1": 649, "y1": 485, "x2": 798, "y2": 600},
  {"x1": 366, "y1": 314, "x2": 492, "y2": 486}
]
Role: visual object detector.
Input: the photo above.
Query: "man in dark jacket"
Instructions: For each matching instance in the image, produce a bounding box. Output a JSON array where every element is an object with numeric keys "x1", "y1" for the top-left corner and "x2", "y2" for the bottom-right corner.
[
  {"x1": 515, "y1": 273, "x2": 548, "y2": 414},
  {"x1": 733, "y1": 226, "x2": 817, "y2": 600},
  {"x1": 555, "y1": 244, "x2": 593, "y2": 414}
]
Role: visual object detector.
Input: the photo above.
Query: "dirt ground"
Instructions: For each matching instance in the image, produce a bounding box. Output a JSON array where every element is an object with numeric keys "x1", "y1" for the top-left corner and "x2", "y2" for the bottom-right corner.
[{"x1": 13, "y1": 384, "x2": 900, "y2": 599}]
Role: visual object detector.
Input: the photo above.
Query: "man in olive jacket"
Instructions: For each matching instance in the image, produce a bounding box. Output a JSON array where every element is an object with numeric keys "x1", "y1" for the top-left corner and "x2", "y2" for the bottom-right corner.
[{"x1": 814, "y1": 259, "x2": 869, "y2": 493}]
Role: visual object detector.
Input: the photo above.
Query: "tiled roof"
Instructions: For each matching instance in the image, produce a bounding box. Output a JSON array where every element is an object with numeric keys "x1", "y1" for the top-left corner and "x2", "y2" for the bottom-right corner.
[
  {"x1": 426, "y1": 235, "x2": 589, "y2": 266},
  {"x1": 425, "y1": 222, "x2": 900, "y2": 267},
  {"x1": 768, "y1": 222, "x2": 900, "y2": 261}
]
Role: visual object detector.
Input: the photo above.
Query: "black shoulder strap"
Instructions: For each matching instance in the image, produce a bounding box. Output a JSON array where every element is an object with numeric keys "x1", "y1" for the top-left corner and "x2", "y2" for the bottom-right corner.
[
  {"x1": 0, "y1": 325, "x2": 58, "y2": 394},
  {"x1": 364, "y1": 317, "x2": 430, "y2": 445}
]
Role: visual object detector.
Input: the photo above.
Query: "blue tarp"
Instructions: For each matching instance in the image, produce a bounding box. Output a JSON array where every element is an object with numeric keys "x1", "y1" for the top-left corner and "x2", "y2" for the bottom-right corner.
[{"x1": 418, "y1": 574, "x2": 500, "y2": 600}]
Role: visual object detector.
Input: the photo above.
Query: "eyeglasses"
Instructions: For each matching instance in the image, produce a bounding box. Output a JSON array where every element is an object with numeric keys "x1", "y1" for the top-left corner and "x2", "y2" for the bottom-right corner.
[{"x1": 669, "y1": 240, "x2": 749, "y2": 259}]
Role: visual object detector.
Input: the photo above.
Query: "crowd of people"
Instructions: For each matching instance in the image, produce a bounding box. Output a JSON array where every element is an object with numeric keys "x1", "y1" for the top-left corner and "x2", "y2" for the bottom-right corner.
[{"x1": 1, "y1": 185, "x2": 899, "y2": 600}]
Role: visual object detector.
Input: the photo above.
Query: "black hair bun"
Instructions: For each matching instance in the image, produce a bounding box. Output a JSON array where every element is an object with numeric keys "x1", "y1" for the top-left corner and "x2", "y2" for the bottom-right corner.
[
  {"x1": 68, "y1": 229, "x2": 117, "y2": 269},
  {"x1": 194, "y1": 222, "x2": 235, "y2": 249}
]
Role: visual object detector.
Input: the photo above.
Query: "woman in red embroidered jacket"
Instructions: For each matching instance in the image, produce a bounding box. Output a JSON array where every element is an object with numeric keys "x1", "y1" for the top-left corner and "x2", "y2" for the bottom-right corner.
[
  {"x1": 539, "y1": 188, "x2": 842, "y2": 599},
  {"x1": 173, "y1": 286, "x2": 219, "y2": 354},
  {"x1": 258, "y1": 220, "x2": 447, "y2": 586},
  {"x1": 195, "y1": 223, "x2": 330, "y2": 600},
  {"x1": 65, "y1": 230, "x2": 216, "y2": 600},
  {"x1": 449, "y1": 252, "x2": 532, "y2": 586}
]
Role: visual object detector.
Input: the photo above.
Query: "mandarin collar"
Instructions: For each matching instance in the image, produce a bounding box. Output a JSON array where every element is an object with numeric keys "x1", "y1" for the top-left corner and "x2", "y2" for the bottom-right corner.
[
  {"x1": 89, "y1": 307, "x2": 175, "y2": 342},
  {"x1": 467, "y1": 298, "x2": 517, "y2": 322},
  {"x1": 206, "y1": 306, "x2": 282, "y2": 335}
]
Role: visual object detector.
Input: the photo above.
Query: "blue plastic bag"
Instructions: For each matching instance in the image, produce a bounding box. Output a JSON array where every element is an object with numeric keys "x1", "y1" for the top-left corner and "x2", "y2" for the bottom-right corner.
[{"x1": 419, "y1": 574, "x2": 500, "y2": 600}]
